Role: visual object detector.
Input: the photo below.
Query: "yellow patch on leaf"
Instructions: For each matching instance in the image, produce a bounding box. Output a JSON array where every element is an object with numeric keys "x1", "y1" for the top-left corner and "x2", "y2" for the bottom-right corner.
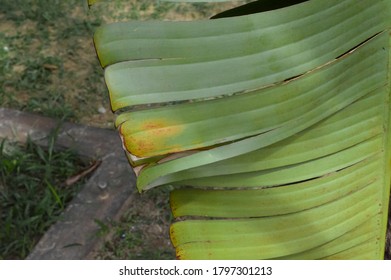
[{"x1": 119, "y1": 119, "x2": 184, "y2": 158}]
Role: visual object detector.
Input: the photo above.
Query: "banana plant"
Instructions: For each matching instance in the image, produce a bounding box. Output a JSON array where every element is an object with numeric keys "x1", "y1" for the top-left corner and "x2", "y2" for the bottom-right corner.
[{"x1": 89, "y1": 0, "x2": 391, "y2": 259}]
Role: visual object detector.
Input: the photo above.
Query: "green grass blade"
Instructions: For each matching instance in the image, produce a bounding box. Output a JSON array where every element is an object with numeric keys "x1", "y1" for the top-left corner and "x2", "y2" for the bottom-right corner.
[{"x1": 45, "y1": 180, "x2": 64, "y2": 210}]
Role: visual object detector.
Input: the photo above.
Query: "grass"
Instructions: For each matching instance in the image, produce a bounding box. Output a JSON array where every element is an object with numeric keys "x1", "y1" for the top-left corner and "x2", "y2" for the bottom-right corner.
[
  {"x1": 0, "y1": 0, "x2": 248, "y2": 260},
  {"x1": 0, "y1": 134, "x2": 90, "y2": 259},
  {"x1": 0, "y1": 0, "x2": 107, "y2": 126}
]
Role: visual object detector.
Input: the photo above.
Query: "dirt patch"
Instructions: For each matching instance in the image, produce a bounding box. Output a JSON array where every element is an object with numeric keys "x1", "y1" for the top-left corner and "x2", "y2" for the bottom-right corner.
[{"x1": 90, "y1": 187, "x2": 175, "y2": 260}]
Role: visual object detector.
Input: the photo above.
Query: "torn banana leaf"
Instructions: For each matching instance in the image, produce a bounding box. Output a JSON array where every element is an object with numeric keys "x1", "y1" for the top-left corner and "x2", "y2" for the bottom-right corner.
[{"x1": 93, "y1": 0, "x2": 391, "y2": 259}]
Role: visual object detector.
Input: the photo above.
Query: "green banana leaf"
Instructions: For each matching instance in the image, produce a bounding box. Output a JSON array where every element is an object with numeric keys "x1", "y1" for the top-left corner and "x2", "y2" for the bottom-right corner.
[{"x1": 90, "y1": 0, "x2": 391, "y2": 259}]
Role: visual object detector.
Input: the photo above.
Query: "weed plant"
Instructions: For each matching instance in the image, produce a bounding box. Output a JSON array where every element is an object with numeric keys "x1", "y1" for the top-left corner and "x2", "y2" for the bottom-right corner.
[{"x1": 0, "y1": 135, "x2": 89, "y2": 259}]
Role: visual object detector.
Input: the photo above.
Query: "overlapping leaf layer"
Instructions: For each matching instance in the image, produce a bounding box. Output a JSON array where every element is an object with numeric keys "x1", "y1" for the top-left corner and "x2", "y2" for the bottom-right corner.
[{"x1": 92, "y1": 0, "x2": 391, "y2": 259}]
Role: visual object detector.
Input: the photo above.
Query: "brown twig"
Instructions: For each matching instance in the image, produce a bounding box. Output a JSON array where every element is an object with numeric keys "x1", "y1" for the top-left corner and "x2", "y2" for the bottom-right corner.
[{"x1": 64, "y1": 160, "x2": 102, "y2": 187}]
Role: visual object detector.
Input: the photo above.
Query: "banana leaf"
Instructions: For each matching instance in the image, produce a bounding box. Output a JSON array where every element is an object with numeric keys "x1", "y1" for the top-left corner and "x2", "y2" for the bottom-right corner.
[{"x1": 91, "y1": 0, "x2": 391, "y2": 259}]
